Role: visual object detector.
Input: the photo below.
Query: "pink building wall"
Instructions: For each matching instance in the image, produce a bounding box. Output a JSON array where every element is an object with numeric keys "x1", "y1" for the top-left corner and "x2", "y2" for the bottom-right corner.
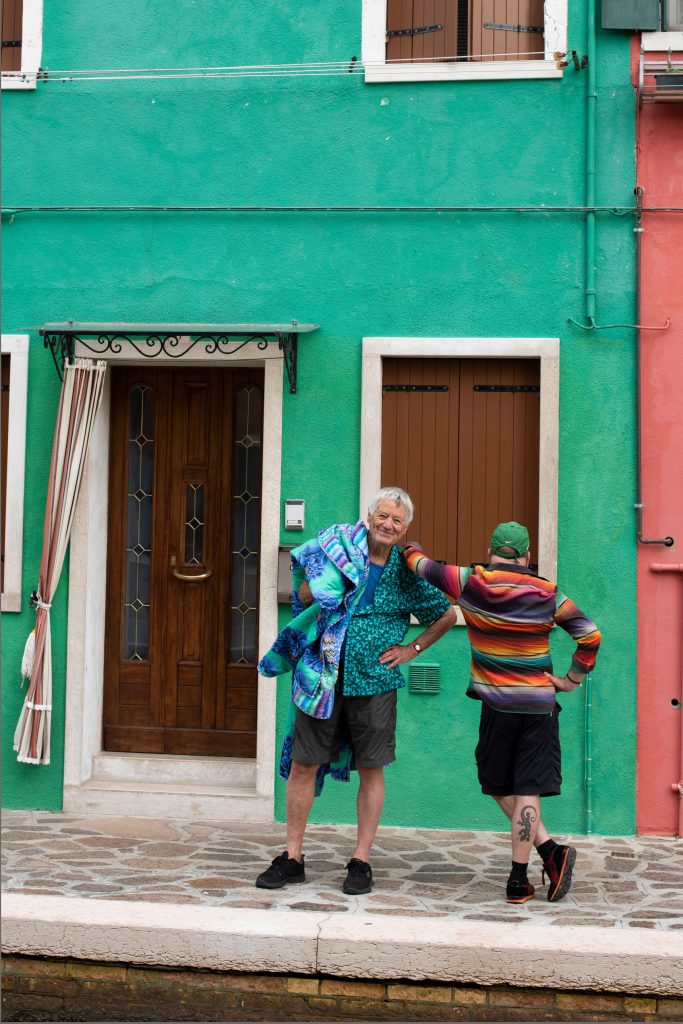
[{"x1": 633, "y1": 38, "x2": 683, "y2": 835}]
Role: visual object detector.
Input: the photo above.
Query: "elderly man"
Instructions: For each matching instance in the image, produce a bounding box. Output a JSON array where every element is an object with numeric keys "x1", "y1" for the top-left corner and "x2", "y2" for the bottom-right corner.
[
  {"x1": 404, "y1": 522, "x2": 601, "y2": 905},
  {"x1": 256, "y1": 487, "x2": 456, "y2": 895}
]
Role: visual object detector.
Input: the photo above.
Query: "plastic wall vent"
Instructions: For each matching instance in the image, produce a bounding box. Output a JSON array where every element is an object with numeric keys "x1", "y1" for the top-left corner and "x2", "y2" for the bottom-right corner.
[{"x1": 408, "y1": 663, "x2": 440, "y2": 694}]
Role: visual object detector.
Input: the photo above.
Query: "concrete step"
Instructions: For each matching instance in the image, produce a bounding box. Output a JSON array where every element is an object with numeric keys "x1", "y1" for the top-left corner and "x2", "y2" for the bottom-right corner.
[
  {"x1": 64, "y1": 779, "x2": 271, "y2": 822},
  {"x1": 92, "y1": 752, "x2": 256, "y2": 789}
]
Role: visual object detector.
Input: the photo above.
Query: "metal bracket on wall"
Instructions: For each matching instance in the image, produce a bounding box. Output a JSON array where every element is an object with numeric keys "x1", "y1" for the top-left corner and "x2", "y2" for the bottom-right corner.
[
  {"x1": 277, "y1": 332, "x2": 297, "y2": 394},
  {"x1": 39, "y1": 321, "x2": 319, "y2": 392},
  {"x1": 554, "y1": 50, "x2": 589, "y2": 70}
]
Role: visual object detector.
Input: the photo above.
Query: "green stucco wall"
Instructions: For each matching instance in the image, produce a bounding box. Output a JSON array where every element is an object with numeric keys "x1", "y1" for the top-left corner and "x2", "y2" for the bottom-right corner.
[{"x1": 1, "y1": 1, "x2": 636, "y2": 833}]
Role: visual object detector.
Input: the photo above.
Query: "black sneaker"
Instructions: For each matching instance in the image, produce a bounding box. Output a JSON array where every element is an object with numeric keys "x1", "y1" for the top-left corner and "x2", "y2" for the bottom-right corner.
[
  {"x1": 342, "y1": 858, "x2": 373, "y2": 895},
  {"x1": 542, "y1": 844, "x2": 577, "y2": 902},
  {"x1": 255, "y1": 851, "x2": 305, "y2": 889},
  {"x1": 505, "y1": 879, "x2": 536, "y2": 904}
]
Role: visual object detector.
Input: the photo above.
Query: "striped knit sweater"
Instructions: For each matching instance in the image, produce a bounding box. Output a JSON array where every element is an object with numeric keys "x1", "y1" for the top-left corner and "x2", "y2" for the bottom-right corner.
[{"x1": 403, "y1": 544, "x2": 601, "y2": 714}]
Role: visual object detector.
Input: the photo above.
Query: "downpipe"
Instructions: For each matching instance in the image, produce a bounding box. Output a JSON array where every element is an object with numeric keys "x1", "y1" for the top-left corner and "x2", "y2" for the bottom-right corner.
[
  {"x1": 649, "y1": 564, "x2": 683, "y2": 838},
  {"x1": 584, "y1": 674, "x2": 593, "y2": 835},
  {"x1": 634, "y1": 189, "x2": 675, "y2": 548}
]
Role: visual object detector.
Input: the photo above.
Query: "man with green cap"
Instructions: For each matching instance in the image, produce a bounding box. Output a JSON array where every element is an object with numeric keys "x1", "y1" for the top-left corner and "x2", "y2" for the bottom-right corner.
[{"x1": 403, "y1": 521, "x2": 601, "y2": 905}]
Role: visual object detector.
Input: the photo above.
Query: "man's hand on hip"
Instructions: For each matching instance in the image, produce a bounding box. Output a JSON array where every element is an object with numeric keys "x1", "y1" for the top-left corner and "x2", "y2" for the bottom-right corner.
[
  {"x1": 379, "y1": 645, "x2": 416, "y2": 670},
  {"x1": 544, "y1": 671, "x2": 582, "y2": 692}
]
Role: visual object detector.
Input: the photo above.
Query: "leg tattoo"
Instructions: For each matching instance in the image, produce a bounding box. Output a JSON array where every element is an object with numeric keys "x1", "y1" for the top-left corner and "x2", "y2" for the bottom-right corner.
[{"x1": 517, "y1": 804, "x2": 537, "y2": 843}]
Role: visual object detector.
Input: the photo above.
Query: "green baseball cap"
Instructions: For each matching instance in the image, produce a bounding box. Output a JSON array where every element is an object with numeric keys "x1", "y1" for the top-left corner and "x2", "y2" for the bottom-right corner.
[{"x1": 490, "y1": 521, "x2": 530, "y2": 557}]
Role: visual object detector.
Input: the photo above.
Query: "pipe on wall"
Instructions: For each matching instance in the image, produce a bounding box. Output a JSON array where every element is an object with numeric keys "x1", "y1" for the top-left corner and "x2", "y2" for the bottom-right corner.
[
  {"x1": 649, "y1": 564, "x2": 683, "y2": 838},
  {"x1": 584, "y1": 0, "x2": 597, "y2": 327},
  {"x1": 634, "y1": 188, "x2": 675, "y2": 547},
  {"x1": 584, "y1": 674, "x2": 593, "y2": 835}
]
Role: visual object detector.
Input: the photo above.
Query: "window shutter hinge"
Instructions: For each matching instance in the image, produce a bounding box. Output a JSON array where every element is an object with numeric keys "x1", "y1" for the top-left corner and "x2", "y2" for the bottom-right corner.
[
  {"x1": 483, "y1": 21, "x2": 543, "y2": 34},
  {"x1": 386, "y1": 23, "x2": 443, "y2": 39},
  {"x1": 383, "y1": 384, "x2": 449, "y2": 393},
  {"x1": 473, "y1": 384, "x2": 540, "y2": 393}
]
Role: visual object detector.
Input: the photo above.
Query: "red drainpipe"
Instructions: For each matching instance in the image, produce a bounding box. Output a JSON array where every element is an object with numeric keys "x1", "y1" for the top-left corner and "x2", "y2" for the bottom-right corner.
[{"x1": 650, "y1": 563, "x2": 683, "y2": 837}]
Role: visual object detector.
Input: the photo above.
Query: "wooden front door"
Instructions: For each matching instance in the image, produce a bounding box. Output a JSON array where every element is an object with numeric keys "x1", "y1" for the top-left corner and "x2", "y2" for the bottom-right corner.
[{"x1": 103, "y1": 366, "x2": 263, "y2": 757}]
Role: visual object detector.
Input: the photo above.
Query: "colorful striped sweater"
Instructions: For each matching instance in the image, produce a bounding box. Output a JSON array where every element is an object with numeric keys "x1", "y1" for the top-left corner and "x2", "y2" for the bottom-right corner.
[{"x1": 403, "y1": 545, "x2": 601, "y2": 714}]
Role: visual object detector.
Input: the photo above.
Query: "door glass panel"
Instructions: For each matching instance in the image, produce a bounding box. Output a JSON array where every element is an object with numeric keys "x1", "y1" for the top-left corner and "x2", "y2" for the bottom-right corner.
[
  {"x1": 229, "y1": 384, "x2": 263, "y2": 664},
  {"x1": 123, "y1": 384, "x2": 155, "y2": 661},
  {"x1": 184, "y1": 483, "x2": 205, "y2": 564}
]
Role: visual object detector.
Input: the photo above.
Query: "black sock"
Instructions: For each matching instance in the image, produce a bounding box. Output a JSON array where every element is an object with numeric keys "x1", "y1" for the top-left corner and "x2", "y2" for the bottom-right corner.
[
  {"x1": 537, "y1": 839, "x2": 557, "y2": 862},
  {"x1": 509, "y1": 861, "x2": 528, "y2": 883}
]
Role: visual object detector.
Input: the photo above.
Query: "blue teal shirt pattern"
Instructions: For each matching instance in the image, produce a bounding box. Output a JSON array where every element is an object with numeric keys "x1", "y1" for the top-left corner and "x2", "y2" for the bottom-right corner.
[
  {"x1": 357, "y1": 560, "x2": 385, "y2": 609},
  {"x1": 342, "y1": 546, "x2": 451, "y2": 697}
]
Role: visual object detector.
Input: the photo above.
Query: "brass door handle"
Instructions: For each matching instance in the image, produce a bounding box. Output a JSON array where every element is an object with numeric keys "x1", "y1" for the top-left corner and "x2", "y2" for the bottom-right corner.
[{"x1": 170, "y1": 554, "x2": 213, "y2": 582}]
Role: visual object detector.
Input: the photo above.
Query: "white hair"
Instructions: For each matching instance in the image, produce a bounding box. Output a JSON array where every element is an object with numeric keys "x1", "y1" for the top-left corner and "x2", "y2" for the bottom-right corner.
[{"x1": 367, "y1": 487, "x2": 414, "y2": 525}]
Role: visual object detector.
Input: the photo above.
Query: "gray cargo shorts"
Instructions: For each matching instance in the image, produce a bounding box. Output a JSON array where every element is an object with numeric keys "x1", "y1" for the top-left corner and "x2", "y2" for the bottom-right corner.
[{"x1": 292, "y1": 688, "x2": 398, "y2": 769}]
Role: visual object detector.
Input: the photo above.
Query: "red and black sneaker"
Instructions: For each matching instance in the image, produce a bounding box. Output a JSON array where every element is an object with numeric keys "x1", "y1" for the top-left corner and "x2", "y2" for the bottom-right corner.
[
  {"x1": 542, "y1": 844, "x2": 577, "y2": 902},
  {"x1": 505, "y1": 879, "x2": 536, "y2": 904}
]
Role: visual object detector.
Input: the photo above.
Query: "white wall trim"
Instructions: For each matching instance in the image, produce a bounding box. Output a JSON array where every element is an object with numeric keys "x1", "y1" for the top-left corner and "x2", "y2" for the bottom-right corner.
[
  {"x1": 642, "y1": 31, "x2": 683, "y2": 50},
  {"x1": 1, "y1": 0, "x2": 43, "y2": 90},
  {"x1": 64, "y1": 345, "x2": 282, "y2": 820},
  {"x1": 360, "y1": 337, "x2": 559, "y2": 582},
  {"x1": 361, "y1": 0, "x2": 566, "y2": 83},
  {"x1": 1, "y1": 335, "x2": 29, "y2": 613}
]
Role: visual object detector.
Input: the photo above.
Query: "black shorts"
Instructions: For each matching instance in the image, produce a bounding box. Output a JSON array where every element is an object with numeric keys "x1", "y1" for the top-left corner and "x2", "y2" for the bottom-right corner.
[
  {"x1": 475, "y1": 701, "x2": 562, "y2": 797},
  {"x1": 292, "y1": 689, "x2": 398, "y2": 769}
]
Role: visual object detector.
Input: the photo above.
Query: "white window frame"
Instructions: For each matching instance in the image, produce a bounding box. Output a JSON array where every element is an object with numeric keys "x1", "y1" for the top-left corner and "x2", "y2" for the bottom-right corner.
[
  {"x1": 361, "y1": 0, "x2": 566, "y2": 82},
  {"x1": 1, "y1": 335, "x2": 29, "y2": 612},
  {"x1": 1, "y1": 0, "x2": 43, "y2": 90},
  {"x1": 360, "y1": 336, "x2": 559, "y2": 589},
  {"x1": 642, "y1": 31, "x2": 683, "y2": 49}
]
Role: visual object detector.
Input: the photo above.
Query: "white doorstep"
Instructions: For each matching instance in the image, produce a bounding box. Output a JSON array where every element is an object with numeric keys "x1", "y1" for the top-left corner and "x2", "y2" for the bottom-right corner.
[
  {"x1": 63, "y1": 780, "x2": 272, "y2": 821},
  {"x1": 91, "y1": 752, "x2": 256, "y2": 788}
]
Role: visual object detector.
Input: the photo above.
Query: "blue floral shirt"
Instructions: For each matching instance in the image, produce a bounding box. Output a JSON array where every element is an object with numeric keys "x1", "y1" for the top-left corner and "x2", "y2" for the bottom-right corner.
[{"x1": 342, "y1": 546, "x2": 451, "y2": 696}]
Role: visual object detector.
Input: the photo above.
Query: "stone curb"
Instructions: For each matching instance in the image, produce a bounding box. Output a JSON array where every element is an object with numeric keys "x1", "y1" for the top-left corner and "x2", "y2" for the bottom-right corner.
[{"x1": 4, "y1": 894, "x2": 683, "y2": 996}]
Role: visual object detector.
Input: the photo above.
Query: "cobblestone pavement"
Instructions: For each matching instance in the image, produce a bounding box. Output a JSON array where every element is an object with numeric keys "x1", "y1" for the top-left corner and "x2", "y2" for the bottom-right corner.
[{"x1": 2, "y1": 811, "x2": 682, "y2": 930}]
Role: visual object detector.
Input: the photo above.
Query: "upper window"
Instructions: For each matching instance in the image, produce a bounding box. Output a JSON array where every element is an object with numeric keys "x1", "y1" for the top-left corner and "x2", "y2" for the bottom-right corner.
[
  {"x1": 1, "y1": 335, "x2": 29, "y2": 612},
  {"x1": 362, "y1": 0, "x2": 566, "y2": 82},
  {"x1": 386, "y1": 0, "x2": 544, "y2": 65},
  {"x1": 1, "y1": 0, "x2": 42, "y2": 90},
  {"x1": 1, "y1": 0, "x2": 23, "y2": 73}
]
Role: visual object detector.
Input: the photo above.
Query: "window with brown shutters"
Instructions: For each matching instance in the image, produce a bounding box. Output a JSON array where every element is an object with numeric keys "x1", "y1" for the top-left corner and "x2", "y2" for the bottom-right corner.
[
  {"x1": 381, "y1": 357, "x2": 540, "y2": 568},
  {"x1": 1, "y1": 354, "x2": 10, "y2": 592},
  {"x1": 386, "y1": 0, "x2": 544, "y2": 63},
  {"x1": 1, "y1": 0, "x2": 23, "y2": 73}
]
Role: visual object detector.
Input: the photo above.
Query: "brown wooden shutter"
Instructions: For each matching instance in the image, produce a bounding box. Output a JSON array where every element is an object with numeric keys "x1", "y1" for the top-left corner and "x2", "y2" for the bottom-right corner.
[
  {"x1": 1, "y1": 0, "x2": 23, "y2": 72},
  {"x1": 386, "y1": 0, "x2": 458, "y2": 63},
  {"x1": 470, "y1": 0, "x2": 544, "y2": 61},
  {"x1": 1, "y1": 354, "x2": 10, "y2": 592},
  {"x1": 381, "y1": 357, "x2": 540, "y2": 567},
  {"x1": 386, "y1": 1, "x2": 543, "y2": 63}
]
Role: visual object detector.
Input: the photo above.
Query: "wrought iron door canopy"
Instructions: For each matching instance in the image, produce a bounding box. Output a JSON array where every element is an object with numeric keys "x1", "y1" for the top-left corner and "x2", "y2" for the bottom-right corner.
[{"x1": 39, "y1": 321, "x2": 319, "y2": 393}]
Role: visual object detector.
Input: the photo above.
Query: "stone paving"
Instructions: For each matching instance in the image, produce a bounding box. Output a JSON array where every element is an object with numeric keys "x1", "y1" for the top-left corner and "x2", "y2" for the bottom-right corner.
[{"x1": 2, "y1": 810, "x2": 682, "y2": 930}]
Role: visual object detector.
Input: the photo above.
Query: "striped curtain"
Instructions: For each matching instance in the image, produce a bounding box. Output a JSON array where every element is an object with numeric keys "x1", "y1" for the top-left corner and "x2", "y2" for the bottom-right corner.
[{"x1": 14, "y1": 359, "x2": 107, "y2": 765}]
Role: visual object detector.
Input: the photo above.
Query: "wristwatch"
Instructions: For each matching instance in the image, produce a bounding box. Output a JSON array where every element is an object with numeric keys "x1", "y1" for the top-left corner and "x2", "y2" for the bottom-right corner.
[{"x1": 412, "y1": 642, "x2": 423, "y2": 653}]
